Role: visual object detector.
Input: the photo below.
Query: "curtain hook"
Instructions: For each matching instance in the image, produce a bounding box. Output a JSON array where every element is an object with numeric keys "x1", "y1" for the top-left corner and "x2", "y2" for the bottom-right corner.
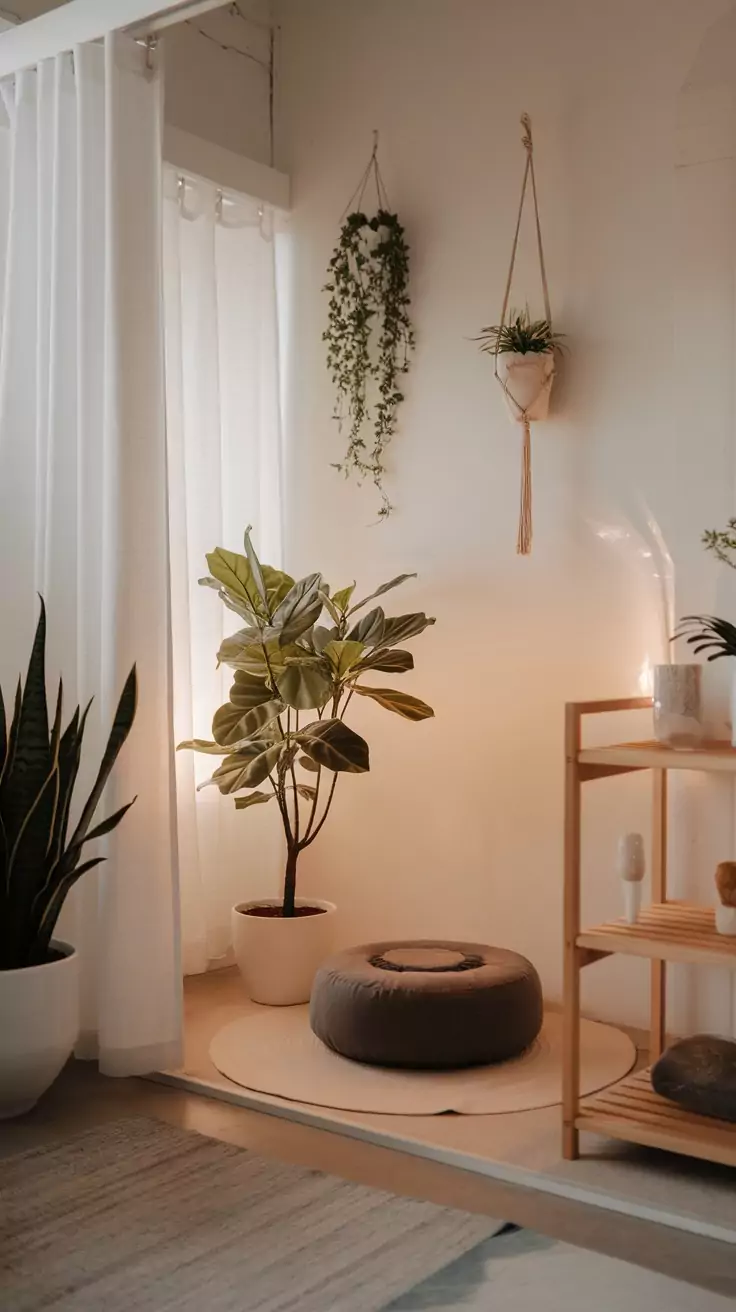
[
  {"x1": 145, "y1": 35, "x2": 158, "y2": 74},
  {"x1": 177, "y1": 175, "x2": 186, "y2": 214},
  {"x1": 215, "y1": 189, "x2": 224, "y2": 223}
]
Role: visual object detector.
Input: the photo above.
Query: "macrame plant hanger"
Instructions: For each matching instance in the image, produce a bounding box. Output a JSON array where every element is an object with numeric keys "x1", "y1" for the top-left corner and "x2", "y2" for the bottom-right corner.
[
  {"x1": 340, "y1": 130, "x2": 391, "y2": 221},
  {"x1": 495, "y1": 113, "x2": 554, "y2": 556}
]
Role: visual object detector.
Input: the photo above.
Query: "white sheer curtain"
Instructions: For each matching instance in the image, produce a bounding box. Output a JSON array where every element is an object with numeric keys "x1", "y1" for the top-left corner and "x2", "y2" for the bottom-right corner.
[
  {"x1": 0, "y1": 35, "x2": 181, "y2": 1074},
  {"x1": 164, "y1": 171, "x2": 285, "y2": 975}
]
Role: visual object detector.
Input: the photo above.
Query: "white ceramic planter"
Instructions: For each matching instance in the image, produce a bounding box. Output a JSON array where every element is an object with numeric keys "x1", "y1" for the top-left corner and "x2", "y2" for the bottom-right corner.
[
  {"x1": 496, "y1": 350, "x2": 555, "y2": 422},
  {"x1": 232, "y1": 899, "x2": 337, "y2": 1005},
  {"x1": 715, "y1": 904, "x2": 736, "y2": 936},
  {"x1": 0, "y1": 941, "x2": 79, "y2": 1119}
]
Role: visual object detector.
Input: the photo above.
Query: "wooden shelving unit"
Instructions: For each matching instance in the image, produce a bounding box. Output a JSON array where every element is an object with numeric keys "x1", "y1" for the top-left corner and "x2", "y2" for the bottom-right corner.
[{"x1": 563, "y1": 697, "x2": 736, "y2": 1168}]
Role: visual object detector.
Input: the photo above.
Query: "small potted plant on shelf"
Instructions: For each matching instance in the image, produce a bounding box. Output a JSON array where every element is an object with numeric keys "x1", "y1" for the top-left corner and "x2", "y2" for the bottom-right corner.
[
  {"x1": 180, "y1": 528, "x2": 435, "y2": 1006},
  {"x1": 476, "y1": 306, "x2": 565, "y2": 423},
  {"x1": 675, "y1": 520, "x2": 736, "y2": 747},
  {"x1": 0, "y1": 600, "x2": 137, "y2": 1118}
]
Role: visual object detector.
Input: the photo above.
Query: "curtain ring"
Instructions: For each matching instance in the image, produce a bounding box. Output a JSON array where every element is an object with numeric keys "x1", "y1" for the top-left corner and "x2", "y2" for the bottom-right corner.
[
  {"x1": 215, "y1": 189, "x2": 224, "y2": 223},
  {"x1": 145, "y1": 35, "x2": 158, "y2": 74}
]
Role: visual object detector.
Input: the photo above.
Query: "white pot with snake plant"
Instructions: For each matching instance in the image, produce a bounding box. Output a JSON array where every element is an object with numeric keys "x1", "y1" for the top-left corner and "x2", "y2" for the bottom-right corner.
[
  {"x1": 0, "y1": 600, "x2": 137, "y2": 1118},
  {"x1": 179, "y1": 528, "x2": 437, "y2": 1006}
]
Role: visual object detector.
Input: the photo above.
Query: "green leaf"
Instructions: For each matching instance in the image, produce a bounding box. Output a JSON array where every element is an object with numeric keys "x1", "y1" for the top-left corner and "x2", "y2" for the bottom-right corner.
[
  {"x1": 323, "y1": 640, "x2": 366, "y2": 679},
  {"x1": 263, "y1": 566, "x2": 295, "y2": 609},
  {"x1": 243, "y1": 525, "x2": 268, "y2": 606},
  {"x1": 349, "y1": 574, "x2": 417, "y2": 614},
  {"x1": 271, "y1": 573, "x2": 324, "y2": 644},
  {"x1": 229, "y1": 670, "x2": 273, "y2": 710},
  {"x1": 298, "y1": 719, "x2": 370, "y2": 773},
  {"x1": 234, "y1": 791, "x2": 273, "y2": 810},
  {"x1": 318, "y1": 590, "x2": 341, "y2": 625},
  {"x1": 311, "y1": 625, "x2": 338, "y2": 654},
  {"x1": 293, "y1": 783, "x2": 317, "y2": 801},
  {"x1": 378, "y1": 613, "x2": 436, "y2": 648},
  {"x1": 332, "y1": 583, "x2": 356, "y2": 612},
  {"x1": 66, "y1": 666, "x2": 138, "y2": 854},
  {"x1": 354, "y1": 648, "x2": 414, "y2": 674},
  {"x1": 204, "y1": 742, "x2": 284, "y2": 794},
  {"x1": 212, "y1": 698, "x2": 284, "y2": 748},
  {"x1": 353, "y1": 686, "x2": 434, "y2": 720},
  {"x1": 277, "y1": 661, "x2": 332, "y2": 711},
  {"x1": 206, "y1": 548, "x2": 264, "y2": 616},
  {"x1": 177, "y1": 739, "x2": 231, "y2": 755},
  {"x1": 1, "y1": 600, "x2": 51, "y2": 849},
  {"x1": 299, "y1": 755, "x2": 320, "y2": 772},
  {"x1": 347, "y1": 606, "x2": 385, "y2": 646}
]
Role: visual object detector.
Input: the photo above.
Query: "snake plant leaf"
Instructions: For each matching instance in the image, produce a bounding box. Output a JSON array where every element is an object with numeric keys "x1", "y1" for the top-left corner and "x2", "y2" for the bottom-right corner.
[
  {"x1": 7, "y1": 766, "x2": 60, "y2": 948},
  {"x1": 0, "y1": 679, "x2": 21, "y2": 791},
  {"x1": 66, "y1": 666, "x2": 137, "y2": 854},
  {"x1": 49, "y1": 703, "x2": 88, "y2": 869},
  {"x1": 234, "y1": 790, "x2": 273, "y2": 809},
  {"x1": 347, "y1": 607, "x2": 385, "y2": 647},
  {"x1": 348, "y1": 574, "x2": 416, "y2": 615},
  {"x1": 206, "y1": 742, "x2": 283, "y2": 794},
  {"x1": 277, "y1": 660, "x2": 332, "y2": 711},
  {"x1": 298, "y1": 719, "x2": 369, "y2": 773},
  {"x1": 271, "y1": 573, "x2": 324, "y2": 644},
  {"x1": 212, "y1": 698, "x2": 284, "y2": 748},
  {"x1": 353, "y1": 686, "x2": 434, "y2": 721},
  {"x1": 354, "y1": 648, "x2": 414, "y2": 674},
  {"x1": 378, "y1": 613, "x2": 436, "y2": 648},
  {"x1": 2, "y1": 600, "x2": 52, "y2": 849},
  {"x1": 243, "y1": 525, "x2": 268, "y2": 606},
  {"x1": 228, "y1": 669, "x2": 273, "y2": 710},
  {"x1": 0, "y1": 681, "x2": 6, "y2": 781},
  {"x1": 323, "y1": 640, "x2": 365, "y2": 679},
  {"x1": 331, "y1": 583, "x2": 356, "y2": 613},
  {"x1": 676, "y1": 614, "x2": 736, "y2": 660},
  {"x1": 31, "y1": 855, "x2": 107, "y2": 964},
  {"x1": 75, "y1": 797, "x2": 138, "y2": 849}
]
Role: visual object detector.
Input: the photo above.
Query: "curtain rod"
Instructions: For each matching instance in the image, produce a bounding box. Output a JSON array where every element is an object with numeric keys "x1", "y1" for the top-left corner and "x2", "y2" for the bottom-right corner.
[{"x1": 133, "y1": 1, "x2": 230, "y2": 36}]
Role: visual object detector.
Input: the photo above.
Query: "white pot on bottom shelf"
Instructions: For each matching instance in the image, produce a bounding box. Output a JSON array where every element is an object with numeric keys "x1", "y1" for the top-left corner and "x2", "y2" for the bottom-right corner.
[
  {"x1": 232, "y1": 899, "x2": 337, "y2": 1006},
  {"x1": 0, "y1": 941, "x2": 79, "y2": 1119},
  {"x1": 496, "y1": 349, "x2": 555, "y2": 422}
]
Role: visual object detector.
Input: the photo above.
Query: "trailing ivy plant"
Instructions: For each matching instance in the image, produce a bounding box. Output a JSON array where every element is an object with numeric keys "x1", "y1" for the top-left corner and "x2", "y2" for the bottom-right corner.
[
  {"x1": 323, "y1": 209, "x2": 415, "y2": 519},
  {"x1": 179, "y1": 528, "x2": 435, "y2": 917}
]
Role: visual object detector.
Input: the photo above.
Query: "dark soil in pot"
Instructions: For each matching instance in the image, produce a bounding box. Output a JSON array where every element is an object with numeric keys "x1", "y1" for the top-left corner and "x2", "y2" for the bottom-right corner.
[{"x1": 245, "y1": 905, "x2": 327, "y2": 919}]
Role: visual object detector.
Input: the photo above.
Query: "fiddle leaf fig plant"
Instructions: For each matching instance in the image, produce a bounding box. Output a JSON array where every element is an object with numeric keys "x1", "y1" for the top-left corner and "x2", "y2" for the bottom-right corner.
[
  {"x1": 179, "y1": 529, "x2": 435, "y2": 917},
  {"x1": 0, "y1": 599, "x2": 137, "y2": 970}
]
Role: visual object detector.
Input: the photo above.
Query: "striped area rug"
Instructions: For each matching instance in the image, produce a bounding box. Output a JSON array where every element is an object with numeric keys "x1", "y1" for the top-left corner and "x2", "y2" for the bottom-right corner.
[{"x1": 0, "y1": 1118, "x2": 501, "y2": 1311}]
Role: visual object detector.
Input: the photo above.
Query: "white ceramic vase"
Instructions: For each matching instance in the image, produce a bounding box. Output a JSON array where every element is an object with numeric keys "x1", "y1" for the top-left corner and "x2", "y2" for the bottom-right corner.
[
  {"x1": 653, "y1": 664, "x2": 703, "y2": 749},
  {"x1": 496, "y1": 350, "x2": 555, "y2": 422},
  {"x1": 0, "y1": 941, "x2": 79, "y2": 1119},
  {"x1": 715, "y1": 904, "x2": 736, "y2": 936},
  {"x1": 232, "y1": 899, "x2": 337, "y2": 1005}
]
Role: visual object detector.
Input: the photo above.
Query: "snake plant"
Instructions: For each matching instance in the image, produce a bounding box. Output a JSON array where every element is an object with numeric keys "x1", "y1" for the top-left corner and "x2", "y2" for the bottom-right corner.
[{"x1": 0, "y1": 600, "x2": 137, "y2": 970}]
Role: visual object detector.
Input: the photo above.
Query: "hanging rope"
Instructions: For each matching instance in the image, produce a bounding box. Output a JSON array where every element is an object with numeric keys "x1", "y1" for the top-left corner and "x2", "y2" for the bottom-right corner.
[
  {"x1": 340, "y1": 130, "x2": 391, "y2": 222},
  {"x1": 495, "y1": 113, "x2": 554, "y2": 556}
]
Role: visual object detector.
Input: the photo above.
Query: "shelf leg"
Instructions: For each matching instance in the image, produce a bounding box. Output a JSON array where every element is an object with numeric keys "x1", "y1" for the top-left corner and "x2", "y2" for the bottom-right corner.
[
  {"x1": 563, "y1": 705, "x2": 582, "y2": 1160},
  {"x1": 650, "y1": 768, "x2": 667, "y2": 1063}
]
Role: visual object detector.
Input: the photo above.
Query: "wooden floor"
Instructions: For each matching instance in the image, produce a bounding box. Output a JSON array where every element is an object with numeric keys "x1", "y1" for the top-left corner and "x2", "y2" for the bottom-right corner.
[{"x1": 1, "y1": 1059, "x2": 735, "y2": 1298}]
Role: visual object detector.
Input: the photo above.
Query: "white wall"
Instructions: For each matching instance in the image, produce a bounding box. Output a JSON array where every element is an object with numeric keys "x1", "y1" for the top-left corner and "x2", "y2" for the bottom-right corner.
[{"x1": 275, "y1": 0, "x2": 736, "y2": 1031}]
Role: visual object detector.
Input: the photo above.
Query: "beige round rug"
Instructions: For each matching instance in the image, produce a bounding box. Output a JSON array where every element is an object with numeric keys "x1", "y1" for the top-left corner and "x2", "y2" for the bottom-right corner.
[{"x1": 209, "y1": 1008, "x2": 636, "y2": 1115}]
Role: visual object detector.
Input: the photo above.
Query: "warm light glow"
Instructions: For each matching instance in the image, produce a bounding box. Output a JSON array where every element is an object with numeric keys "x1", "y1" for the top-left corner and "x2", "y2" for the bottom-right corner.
[{"x1": 638, "y1": 656, "x2": 655, "y2": 697}]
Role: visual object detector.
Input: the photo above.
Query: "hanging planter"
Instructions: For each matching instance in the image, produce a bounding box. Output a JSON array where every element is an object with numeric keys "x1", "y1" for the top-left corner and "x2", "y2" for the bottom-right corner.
[
  {"x1": 323, "y1": 135, "x2": 415, "y2": 520},
  {"x1": 476, "y1": 115, "x2": 564, "y2": 555}
]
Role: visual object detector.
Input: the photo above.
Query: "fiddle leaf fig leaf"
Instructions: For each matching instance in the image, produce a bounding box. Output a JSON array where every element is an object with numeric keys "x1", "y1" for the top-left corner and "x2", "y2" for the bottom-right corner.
[
  {"x1": 229, "y1": 669, "x2": 273, "y2": 710},
  {"x1": 354, "y1": 647, "x2": 414, "y2": 674},
  {"x1": 323, "y1": 640, "x2": 365, "y2": 679},
  {"x1": 234, "y1": 791, "x2": 273, "y2": 810},
  {"x1": 277, "y1": 660, "x2": 332, "y2": 711},
  {"x1": 379, "y1": 613, "x2": 436, "y2": 648},
  {"x1": 353, "y1": 686, "x2": 434, "y2": 721},
  {"x1": 212, "y1": 699, "x2": 284, "y2": 748},
  {"x1": 298, "y1": 719, "x2": 369, "y2": 773},
  {"x1": 206, "y1": 548, "x2": 264, "y2": 616},
  {"x1": 243, "y1": 525, "x2": 268, "y2": 606},
  {"x1": 272, "y1": 573, "x2": 324, "y2": 643},
  {"x1": 202, "y1": 742, "x2": 283, "y2": 794},
  {"x1": 349, "y1": 574, "x2": 417, "y2": 614},
  {"x1": 347, "y1": 606, "x2": 385, "y2": 646},
  {"x1": 332, "y1": 583, "x2": 356, "y2": 612},
  {"x1": 176, "y1": 738, "x2": 230, "y2": 755},
  {"x1": 262, "y1": 566, "x2": 295, "y2": 609}
]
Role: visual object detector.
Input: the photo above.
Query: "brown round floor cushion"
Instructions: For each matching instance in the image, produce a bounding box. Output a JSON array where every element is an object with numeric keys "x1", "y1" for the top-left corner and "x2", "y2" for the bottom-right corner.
[{"x1": 309, "y1": 940, "x2": 543, "y2": 1070}]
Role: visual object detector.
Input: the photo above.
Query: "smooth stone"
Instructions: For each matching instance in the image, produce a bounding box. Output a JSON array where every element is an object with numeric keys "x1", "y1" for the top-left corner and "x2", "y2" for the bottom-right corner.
[{"x1": 651, "y1": 1035, "x2": 736, "y2": 1123}]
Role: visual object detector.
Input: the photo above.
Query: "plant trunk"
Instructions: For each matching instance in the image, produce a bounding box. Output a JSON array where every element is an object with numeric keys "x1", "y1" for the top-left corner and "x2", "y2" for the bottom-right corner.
[{"x1": 282, "y1": 846, "x2": 298, "y2": 918}]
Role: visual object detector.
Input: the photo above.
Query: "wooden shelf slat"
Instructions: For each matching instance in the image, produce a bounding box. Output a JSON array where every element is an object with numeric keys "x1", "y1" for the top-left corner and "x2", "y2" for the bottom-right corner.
[
  {"x1": 578, "y1": 1069, "x2": 736, "y2": 1168},
  {"x1": 577, "y1": 902, "x2": 736, "y2": 968},
  {"x1": 578, "y1": 739, "x2": 736, "y2": 774}
]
